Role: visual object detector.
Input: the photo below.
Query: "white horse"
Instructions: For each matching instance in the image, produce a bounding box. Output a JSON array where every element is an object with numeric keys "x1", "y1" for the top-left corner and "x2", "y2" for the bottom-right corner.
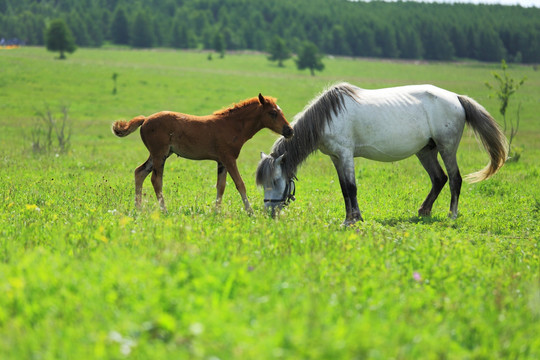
[{"x1": 256, "y1": 82, "x2": 508, "y2": 225}]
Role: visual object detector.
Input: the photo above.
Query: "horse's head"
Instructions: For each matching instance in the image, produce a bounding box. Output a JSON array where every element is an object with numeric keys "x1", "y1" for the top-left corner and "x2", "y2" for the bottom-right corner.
[
  {"x1": 256, "y1": 151, "x2": 295, "y2": 217},
  {"x1": 258, "y1": 94, "x2": 293, "y2": 139}
]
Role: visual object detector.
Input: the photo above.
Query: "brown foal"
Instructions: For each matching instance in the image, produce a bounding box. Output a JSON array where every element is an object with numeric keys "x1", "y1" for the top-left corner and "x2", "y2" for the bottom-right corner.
[{"x1": 112, "y1": 94, "x2": 293, "y2": 213}]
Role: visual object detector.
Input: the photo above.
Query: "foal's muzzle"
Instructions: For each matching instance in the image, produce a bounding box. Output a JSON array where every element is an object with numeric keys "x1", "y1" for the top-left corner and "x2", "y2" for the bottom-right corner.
[{"x1": 282, "y1": 125, "x2": 293, "y2": 138}]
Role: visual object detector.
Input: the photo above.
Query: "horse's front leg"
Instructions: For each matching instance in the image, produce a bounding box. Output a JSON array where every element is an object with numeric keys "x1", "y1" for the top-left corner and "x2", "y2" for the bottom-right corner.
[
  {"x1": 331, "y1": 154, "x2": 363, "y2": 225},
  {"x1": 222, "y1": 158, "x2": 253, "y2": 215},
  {"x1": 215, "y1": 162, "x2": 227, "y2": 208}
]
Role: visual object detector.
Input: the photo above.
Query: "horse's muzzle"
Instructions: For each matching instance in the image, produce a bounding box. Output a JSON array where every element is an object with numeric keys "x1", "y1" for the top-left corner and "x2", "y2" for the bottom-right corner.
[
  {"x1": 282, "y1": 125, "x2": 293, "y2": 138},
  {"x1": 265, "y1": 202, "x2": 282, "y2": 218}
]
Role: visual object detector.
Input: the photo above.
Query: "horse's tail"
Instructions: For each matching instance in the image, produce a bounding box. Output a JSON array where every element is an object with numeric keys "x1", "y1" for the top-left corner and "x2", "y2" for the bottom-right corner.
[
  {"x1": 111, "y1": 115, "x2": 146, "y2": 137},
  {"x1": 458, "y1": 95, "x2": 508, "y2": 183}
]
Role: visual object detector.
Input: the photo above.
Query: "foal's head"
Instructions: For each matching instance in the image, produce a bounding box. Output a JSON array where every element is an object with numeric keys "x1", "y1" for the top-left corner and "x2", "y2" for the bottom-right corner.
[{"x1": 257, "y1": 94, "x2": 293, "y2": 139}]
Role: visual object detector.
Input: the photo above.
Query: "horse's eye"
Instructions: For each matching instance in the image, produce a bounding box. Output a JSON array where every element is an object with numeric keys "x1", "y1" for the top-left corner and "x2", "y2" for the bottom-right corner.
[{"x1": 269, "y1": 110, "x2": 278, "y2": 119}]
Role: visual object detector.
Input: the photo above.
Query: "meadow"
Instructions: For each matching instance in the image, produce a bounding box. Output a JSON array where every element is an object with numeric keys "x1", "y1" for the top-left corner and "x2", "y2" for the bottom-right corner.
[{"x1": 0, "y1": 47, "x2": 539, "y2": 359}]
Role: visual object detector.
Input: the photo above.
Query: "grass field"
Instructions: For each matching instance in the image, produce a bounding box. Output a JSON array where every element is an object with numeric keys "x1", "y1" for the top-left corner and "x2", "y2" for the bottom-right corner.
[{"x1": 1, "y1": 47, "x2": 539, "y2": 359}]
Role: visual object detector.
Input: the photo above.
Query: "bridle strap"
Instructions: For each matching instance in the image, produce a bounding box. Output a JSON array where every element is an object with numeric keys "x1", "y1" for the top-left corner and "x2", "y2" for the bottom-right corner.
[{"x1": 264, "y1": 178, "x2": 296, "y2": 206}]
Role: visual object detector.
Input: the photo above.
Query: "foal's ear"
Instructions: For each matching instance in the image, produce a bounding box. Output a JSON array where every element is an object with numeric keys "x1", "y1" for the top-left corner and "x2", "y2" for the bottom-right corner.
[{"x1": 258, "y1": 93, "x2": 266, "y2": 105}]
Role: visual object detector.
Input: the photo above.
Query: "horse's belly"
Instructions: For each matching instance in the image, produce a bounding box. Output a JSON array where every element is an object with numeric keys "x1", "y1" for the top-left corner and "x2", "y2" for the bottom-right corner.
[
  {"x1": 171, "y1": 144, "x2": 217, "y2": 161},
  {"x1": 348, "y1": 119, "x2": 429, "y2": 161},
  {"x1": 354, "y1": 143, "x2": 422, "y2": 162},
  {"x1": 352, "y1": 112, "x2": 432, "y2": 161},
  {"x1": 174, "y1": 152, "x2": 213, "y2": 161}
]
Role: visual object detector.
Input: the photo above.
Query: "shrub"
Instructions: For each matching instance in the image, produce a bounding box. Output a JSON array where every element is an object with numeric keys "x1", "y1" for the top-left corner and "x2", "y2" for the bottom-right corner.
[
  {"x1": 485, "y1": 60, "x2": 526, "y2": 162},
  {"x1": 30, "y1": 105, "x2": 72, "y2": 154}
]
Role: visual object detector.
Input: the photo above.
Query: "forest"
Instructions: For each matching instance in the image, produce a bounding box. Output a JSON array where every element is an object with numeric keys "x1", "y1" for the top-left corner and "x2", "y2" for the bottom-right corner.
[{"x1": 1, "y1": 0, "x2": 539, "y2": 63}]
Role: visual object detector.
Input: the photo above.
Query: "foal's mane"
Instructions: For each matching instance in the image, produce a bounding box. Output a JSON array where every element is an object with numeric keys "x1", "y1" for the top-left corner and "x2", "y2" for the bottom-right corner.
[
  {"x1": 213, "y1": 96, "x2": 277, "y2": 117},
  {"x1": 257, "y1": 83, "x2": 359, "y2": 183}
]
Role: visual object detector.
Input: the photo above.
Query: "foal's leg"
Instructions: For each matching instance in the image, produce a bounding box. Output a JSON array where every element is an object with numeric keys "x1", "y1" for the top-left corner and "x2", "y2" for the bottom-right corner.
[
  {"x1": 222, "y1": 158, "x2": 253, "y2": 214},
  {"x1": 215, "y1": 162, "x2": 227, "y2": 207},
  {"x1": 439, "y1": 149, "x2": 462, "y2": 219},
  {"x1": 150, "y1": 152, "x2": 170, "y2": 212},
  {"x1": 134, "y1": 156, "x2": 153, "y2": 208},
  {"x1": 331, "y1": 154, "x2": 362, "y2": 225},
  {"x1": 415, "y1": 143, "x2": 448, "y2": 216}
]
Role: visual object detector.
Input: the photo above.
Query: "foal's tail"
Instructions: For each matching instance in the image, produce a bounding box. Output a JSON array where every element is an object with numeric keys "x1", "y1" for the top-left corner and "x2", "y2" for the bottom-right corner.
[
  {"x1": 111, "y1": 115, "x2": 146, "y2": 137},
  {"x1": 458, "y1": 95, "x2": 508, "y2": 183}
]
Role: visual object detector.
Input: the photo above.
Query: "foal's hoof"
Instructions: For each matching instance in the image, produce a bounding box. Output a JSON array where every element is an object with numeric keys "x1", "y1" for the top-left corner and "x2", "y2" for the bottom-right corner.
[
  {"x1": 448, "y1": 212, "x2": 458, "y2": 220},
  {"x1": 418, "y1": 208, "x2": 432, "y2": 217}
]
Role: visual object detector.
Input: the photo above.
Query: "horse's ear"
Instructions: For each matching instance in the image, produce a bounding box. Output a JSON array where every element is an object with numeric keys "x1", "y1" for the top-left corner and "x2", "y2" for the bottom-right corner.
[
  {"x1": 260, "y1": 151, "x2": 268, "y2": 159},
  {"x1": 275, "y1": 152, "x2": 286, "y2": 165},
  {"x1": 258, "y1": 93, "x2": 266, "y2": 105}
]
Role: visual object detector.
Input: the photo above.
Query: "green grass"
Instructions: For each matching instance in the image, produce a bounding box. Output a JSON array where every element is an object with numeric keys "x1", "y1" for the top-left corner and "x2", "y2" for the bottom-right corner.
[{"x1": 1, "y1": 47, "x2": 539, "y2": 359}]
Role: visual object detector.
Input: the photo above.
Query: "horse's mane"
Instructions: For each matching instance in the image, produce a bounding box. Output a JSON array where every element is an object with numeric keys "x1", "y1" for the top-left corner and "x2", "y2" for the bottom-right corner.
[
  {"x1": 213, "y1": 96, "x2": 277, "y2": 117},
  {"x1": 257, "y1": 83, "x2": 359, "y2": 184}
]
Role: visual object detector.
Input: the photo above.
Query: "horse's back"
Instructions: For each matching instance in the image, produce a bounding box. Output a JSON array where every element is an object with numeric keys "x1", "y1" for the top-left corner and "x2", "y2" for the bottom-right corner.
[
  {"x1": 322, "y1": 85, "x2": 465, "y2": 162},
  {"x1": 357, "y1": 85, "x2": 462, "y2": 114},
  {"x1": 141, "y1": 111, "x2": 211, "y2": 135}
]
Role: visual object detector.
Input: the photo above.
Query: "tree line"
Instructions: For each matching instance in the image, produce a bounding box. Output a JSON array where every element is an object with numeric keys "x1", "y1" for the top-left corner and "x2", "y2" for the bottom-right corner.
[{"x1": 1, "y1": 0, "x2": 539, "y2": 63}]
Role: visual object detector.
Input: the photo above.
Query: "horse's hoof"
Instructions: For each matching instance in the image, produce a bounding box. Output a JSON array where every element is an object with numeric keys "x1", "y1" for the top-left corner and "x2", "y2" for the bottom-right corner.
[
  {"x1": 448, "y1": 212, "x2": 458, "y2": 220},
  {"x1": 343, "y1": 212, "x2": 363, "y2": 226},
  {"x1": 341, "y1": 218, "x2": 360, "y2": 227}
]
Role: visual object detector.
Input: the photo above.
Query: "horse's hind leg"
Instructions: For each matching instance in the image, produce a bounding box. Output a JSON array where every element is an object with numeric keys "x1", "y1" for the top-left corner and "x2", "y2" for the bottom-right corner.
[
  {"x1": 215, "y1": 162, "x2": 227, "y2": 207},
  {"x1": 416, "y1": 142, "x2": 448, "y2": 216},
  {"x1": 150, "y1": 152, "x2": 170, "y2": 212},
  {"x1": 439, "y1": 149, "x2": 462, "y2": 219},
  {"x1": 134, "y1": 156, "x2": 153, "y2": 208}
]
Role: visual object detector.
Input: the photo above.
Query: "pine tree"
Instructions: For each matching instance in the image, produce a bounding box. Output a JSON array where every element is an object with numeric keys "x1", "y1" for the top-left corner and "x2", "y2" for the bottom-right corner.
[
  {"x1": 376, "y1": 24, "x2": 399, "y2": 58},
  {"x1": 67, "y1": 10, "x2": 90, "y2": 46},
  {"x1": 329, "y1": 25, "x2": 351, "y2": 56},
  {"x1": 213, "y1": 30, "x2": 225, "y2": 58},
  {"x1": 131, "y1": 11, "x2": 154, "y2": 48},
  {"x1": 477, "y1": 26, "x2": 505, "y2": 62},
  {"x1": 171, "y1": 20, "x2": 192, "y2": 49},
  {"x1": 111, "y1": 7, "x2": 129, "y2": 45},
  {"x1": 398, "y1": 27, "x2": 423, "y2": 59},
  {"x1": 421, "y1": 20, "x2": 454, "y2": 60}
]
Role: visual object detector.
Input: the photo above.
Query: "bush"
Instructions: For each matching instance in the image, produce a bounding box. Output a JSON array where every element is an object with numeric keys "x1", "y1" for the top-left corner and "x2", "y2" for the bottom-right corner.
[
  {"x1": 30, "y1": 105, "x2": 72, "y2": 154},
  {"x1": 485, "y1": 60, "x2": 526, "y2": 162}
]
